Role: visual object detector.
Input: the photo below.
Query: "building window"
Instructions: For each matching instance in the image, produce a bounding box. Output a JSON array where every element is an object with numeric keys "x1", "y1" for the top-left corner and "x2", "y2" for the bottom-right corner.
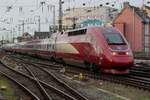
[
  {"x1": 145, "y1": 47, "x2": 149, "y2": 53},
  {"x1": 144, "y1": 24, "x2": 149, "y2": 35},
  {"x1": 144, "y1": 24, "x2": 149, "y2": 53},
  {"x1": 144, "y1": 36, "x2": 149, "y2": 45}
]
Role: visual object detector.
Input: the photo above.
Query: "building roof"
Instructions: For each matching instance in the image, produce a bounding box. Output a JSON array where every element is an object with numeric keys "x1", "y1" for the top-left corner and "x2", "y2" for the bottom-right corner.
[
  {"x1": 63, "y1": 6, "x2": 118, "y2": 26},
  {"x1": 113, "y1": 2, "x2": 150, "y2": 24},
  {"x1": 63, "y1": 6, "x2": 118, "y2": 19},
  {"x1": 144, "y1": 5, "x2": 150, "y2": 18},
  {"x1": 144, "y1": 5, "x2": 150, "y2": 10},
  {"x1": 130, "y1": 6, "x2": 150, "y2": 23}
]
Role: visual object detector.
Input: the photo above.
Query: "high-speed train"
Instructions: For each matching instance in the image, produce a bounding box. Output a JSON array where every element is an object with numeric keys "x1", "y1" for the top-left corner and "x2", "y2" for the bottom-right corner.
[{"x1": 3, "y1": 26, "x2": 134, "y2": 74}]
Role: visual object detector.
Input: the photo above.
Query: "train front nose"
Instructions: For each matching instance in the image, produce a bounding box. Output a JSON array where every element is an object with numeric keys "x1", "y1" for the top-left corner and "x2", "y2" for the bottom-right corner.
[
  {"x1": 111, "y1": 51, "x2": 134, "y2": 65},
  {"x1": 111, "y1": 55, "x2": 134, "y2": 67},
  {"x1": 102, "y1": 51, "x2": 133, "y2": 67},
  {"x1": 101, "y1": 51, "x2": 134, "y2": 74}
]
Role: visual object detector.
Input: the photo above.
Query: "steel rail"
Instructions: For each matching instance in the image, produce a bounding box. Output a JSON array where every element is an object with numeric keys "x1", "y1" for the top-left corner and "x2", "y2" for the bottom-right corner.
[
  {"x1": 12, "y1": 56, "x2": 89, "y2": 100},
  {"x1": 0, "y1": 70, "x2": 40, "y2": 100},
  {"x1": 0, "y1": 58, "x2": 78, "y2": 100},
  {"x1": 23, "y1": 64, "x2": 52, "y2": 100}
]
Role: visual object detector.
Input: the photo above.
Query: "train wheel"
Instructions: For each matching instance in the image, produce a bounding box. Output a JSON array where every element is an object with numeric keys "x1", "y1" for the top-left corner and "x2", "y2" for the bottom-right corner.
[
  {"x1": 84, "y1": 61, "x2": 90, "y2": 70},
  {"x1": 50, "y1": 57, "x2": 55, "y2": 62},
  {"x1": 91, "y1": 63, "x2": 100, "y2": 74},
  {"x1": 61, "y1": 59, "x2": 66, "y2": 66}
]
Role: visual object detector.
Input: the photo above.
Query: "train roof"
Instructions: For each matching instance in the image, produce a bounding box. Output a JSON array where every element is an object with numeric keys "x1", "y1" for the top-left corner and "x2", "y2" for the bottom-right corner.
[
  {"x1": 65, "y1": 26, "x2": 114, "y2": 32},
  {"x1": 5, "y1": 26, "x2": 118, "y2": 46}
]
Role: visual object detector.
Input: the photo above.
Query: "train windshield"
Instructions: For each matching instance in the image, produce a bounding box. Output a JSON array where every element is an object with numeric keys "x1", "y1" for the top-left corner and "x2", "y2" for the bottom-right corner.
[{"x1": 104, "y1": 33, "x2": 126, "y2": 45}]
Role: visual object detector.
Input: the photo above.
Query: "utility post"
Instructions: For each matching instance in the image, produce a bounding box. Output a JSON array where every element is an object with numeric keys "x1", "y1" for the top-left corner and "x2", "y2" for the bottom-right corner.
[
  {"x1": 59, "y1": 0, "x2": 63, "y2": 32},
  {"x1": 48, "y1": 4, "x2": 56, "y2": 32},
  {"x1": 10, "y1": 28, "x2": 13, "y2": 43},
  {"x1": 2, "y1": 36, "x2": 4, "y2": 45},
  {"x1": 72, "y1": 17, "x2": 77, "y2": 29},
  {"x1": 18, "y1": 19, "x2": 24, "y2": 37},
  {"x1": 34, "y1": 15, "x2": 40, "y2": 32},
  {"x1": 12, "y1": 28, "x2": 15, "y2": 43},
  {"x1": 22, "y1": 20, "x2": 25, "y2": 34},
  {"x1": 38, "y1": 16, "x2": 40, "y2": 32},
  {"x1": 53, "y1": 5, "x2": 55, "y2": 26}
]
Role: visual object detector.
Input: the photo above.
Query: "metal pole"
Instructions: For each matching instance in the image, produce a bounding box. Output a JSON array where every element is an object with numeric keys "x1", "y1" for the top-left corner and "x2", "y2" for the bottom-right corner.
[
  {"x1": 59, "y1": 0, "x2": 63, "y2": 32},
  {"x1": 2, "y1": 36, "x2": 4, "y2": 44},
  {"x1": 36, "y1": 0, "x2": 38, "y2": 8},
  {"x1": 72, "y1": 17, "x2": 76, "y2": 29},
  {"x1": 53, "y1": 5, "x2": 55, "y2": 26},
  {"x1": 38, "y1": 16, "x2": 40, "y2": 32},
  {"x1": 12, "y1": 28, "x2": 14, "y2": 43},
  {"x1": 2, "y1": 36, "x2": 4, "y2": 45},
  {"x1": 22, "y1": 20, "x2": 25, "y2": 34},
  {"x1": 11, "y1": 29, "x2": 13, "y2": 42},
  {"x1": 142, "y1": 0, "x2": 145, "y2": 7}
]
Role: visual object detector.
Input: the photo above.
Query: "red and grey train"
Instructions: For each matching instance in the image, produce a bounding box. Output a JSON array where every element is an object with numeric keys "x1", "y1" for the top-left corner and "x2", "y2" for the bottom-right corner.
[{"x1": 3, "y1": 26, "x2": 134, "y2": 74}]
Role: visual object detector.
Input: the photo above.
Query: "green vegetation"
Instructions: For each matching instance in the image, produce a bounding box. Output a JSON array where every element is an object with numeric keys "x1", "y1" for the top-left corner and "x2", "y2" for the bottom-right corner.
[{"x1": 0, "y1": 77, "x2": 16, "y2": 100}]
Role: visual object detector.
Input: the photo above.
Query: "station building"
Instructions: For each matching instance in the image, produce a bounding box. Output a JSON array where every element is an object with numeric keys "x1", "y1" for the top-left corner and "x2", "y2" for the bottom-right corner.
[
  {"x1": 62, "y1": 6, "x2": 118, "y2": 28},
  {"x1": 17, "y1": 32, "x2": 33, "y2": 42},
  {"x1": 113, "y1": 2, "x2": 150, "y2": 56}
]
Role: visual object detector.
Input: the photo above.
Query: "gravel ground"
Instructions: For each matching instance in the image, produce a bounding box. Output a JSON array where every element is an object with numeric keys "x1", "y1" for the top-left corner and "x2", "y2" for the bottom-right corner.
[
  {"x1": 55, "y1": 71, "x2": 150, "y2": 100},
  {"x1": 53, "y1": 72, "x2": 123, "y2": 100}
]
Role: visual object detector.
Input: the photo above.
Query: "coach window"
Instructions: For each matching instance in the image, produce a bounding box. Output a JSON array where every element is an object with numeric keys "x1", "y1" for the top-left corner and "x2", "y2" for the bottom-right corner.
[
  {"x1": 68, "y1": 29, "x2": 87, "y2": 36},
  {"x1": 30, "y1": 45, "x2": 32, "y2": 48},
  {"x1": 29, "y1": 45, "x2": 32, "y2": 48},
  {"x1": 36, "y1": 45, "x2": 38, "y2": 49},
  {"x1": 42, "y1": 44, "x2": 44, "y2": 50},
  {"x1": 39, "y1": 45, "x2": 41, "y2": 49},
  {"x1": 33, "y1": 45, "x2": 35, "y2": 49},
  {"x1": 46, "y1": 44, "x2": 48, "y2": 50},
  {"x1": 41, "y1": 44, "x2": 43, "y2": 50},
  {"x1": 45, "y1": 44, "x2": 47, "y2": 50},
  {"x1": 42, "y1": 44, "x2": 45, "y2": 50},
  {"x1": 47, "y1": 44, "x2": 51, "y2": 50},
  {"x1": 52, "y1": 44, "x2": 55, "y2": 50},
  {"x1": 48, "y1": 44, "x2": 54, "y2": 51}
]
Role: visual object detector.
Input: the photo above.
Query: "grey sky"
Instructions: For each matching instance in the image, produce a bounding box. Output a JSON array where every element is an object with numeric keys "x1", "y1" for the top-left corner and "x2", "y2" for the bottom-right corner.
[{"x1": 0, "y1": 0, "x2": 149, "y2": 41}]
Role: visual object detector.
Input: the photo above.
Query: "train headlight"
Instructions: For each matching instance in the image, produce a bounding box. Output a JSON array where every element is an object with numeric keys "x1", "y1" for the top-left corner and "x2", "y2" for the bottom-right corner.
[
  {"x1": 126, "y1": 52, "x2": 129, "y2": 55},
  {"x1": 112, "y1": 52, "x2": 117, "y2": 56},
  {"x1": 126, "y1": 52, "x2": 132, "y2": 56}
]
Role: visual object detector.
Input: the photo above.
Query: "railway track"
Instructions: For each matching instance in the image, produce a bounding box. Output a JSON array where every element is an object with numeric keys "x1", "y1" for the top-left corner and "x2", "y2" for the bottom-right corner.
[
  {"x1": 129, "y1": 63, "x2": 150, "y2": 78},
  {"x1": 0, "y1": 69, "x2": 40, "y2": 100},
  {"x1": 2, "y1": 56, "x2": 89, "y2": 100},
  {"x1": 0, "y1": 61, "x2": 43, "y2": 100},
  {"x1": 9, "y1": 54, "x2": 150, "y2": 91}
]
